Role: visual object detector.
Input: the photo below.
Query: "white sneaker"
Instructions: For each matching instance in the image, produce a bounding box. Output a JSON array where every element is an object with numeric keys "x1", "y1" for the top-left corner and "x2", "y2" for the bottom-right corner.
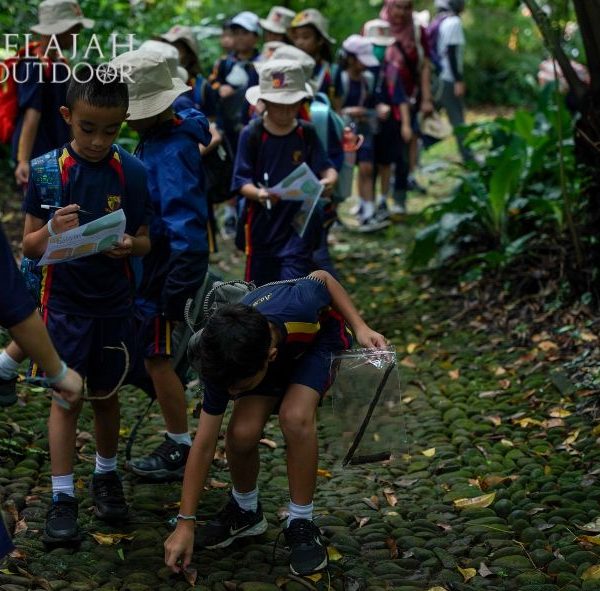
[
  {"x1": 357, "y1": 215, "x2": 391, "y2": 233},
  {"x1": 389, "y1": 203, "x2": 406, "y2": 216}
]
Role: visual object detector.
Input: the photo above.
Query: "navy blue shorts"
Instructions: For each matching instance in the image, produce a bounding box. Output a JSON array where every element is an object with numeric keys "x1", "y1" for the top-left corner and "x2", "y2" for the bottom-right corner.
[
  {"x1": 236, "y1": 309, "x2": 353, "y2": 404},
  {"x1": 35, "y1": 310, "x2": 134, "y2": 392},
  {"x1": 245, "y1": 253, "x2": 314, "y2": 287},
  {"x1": 374, "y1": 119, "x2": 400, "y2": 165}
]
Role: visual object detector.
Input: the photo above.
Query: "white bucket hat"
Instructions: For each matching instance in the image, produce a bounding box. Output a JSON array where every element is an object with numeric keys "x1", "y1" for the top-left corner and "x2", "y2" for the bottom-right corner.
[
  {"x1": 246, "y1": 59, "x2": 313, "y2": 106},
  {"x1": 260, "y1": 6, "x2": 296, "y2": 35},
  {"x1": 290, "y1": 9, "x2": 335, "y2": 44},
  {"x1": 160, "y1": 25, "x2": 199, "y2": 58},
  {"x1": 31, "y1": 0, "x2": 94, "y2": 35},
  {"x1": 139, "y1": 40, "x2": 189, "y2": 82},
  {"x1": 363, "y1": 19, "x2": 395, "y2": 47},
  {"x1": 110, "y1": 49, "x2": 190, "y2": 120},
  {"x1": 342, "y1": 35, "x2": 379, "y2": 68},
  {"x1": 231, "y1": 11, "x2": 261, "y2": 34}
]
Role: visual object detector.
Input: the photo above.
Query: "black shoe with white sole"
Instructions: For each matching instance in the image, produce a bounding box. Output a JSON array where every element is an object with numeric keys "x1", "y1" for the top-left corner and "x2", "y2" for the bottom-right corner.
[
  {"x1": 196, "y1": 496, "x2": 268, "y2": 549},
  {"x1": 90, "y1": 471, "x2": 128, "y2": 522},
  {"x1": 284, "y1": 518, "x2": 328, "y2": 575},
  {"x1": 127, "y1": 434, "x2": 190, "y2": 481}
]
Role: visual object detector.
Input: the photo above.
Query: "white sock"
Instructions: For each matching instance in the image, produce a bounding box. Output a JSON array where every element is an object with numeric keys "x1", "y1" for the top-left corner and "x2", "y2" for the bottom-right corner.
[
  {"x1": 232, "y1": 487, "x2": 258, "y2": 512},
  {"x1": 224, "y1": 204, "x2": 236, "y2": 219},
  {"x1": 94, "y1": 453, "x2": 117, "y2": 474},
  {"x1": 287, "y1": 501, "x2": 313, "y2": 527},
  {"x1": 0, "y1": 351, "x2": 19, "y2": 380},
  {"x1": 52, "y1": 474, "x2": 74, "y2": 499},
  {"x1": 167, "y1": 431, "x2": 192, "y2": 447},
  {"x1": 361, "y1": 200, "x2": 375, "y2": 219},
  {"x1": 376, "y1": 193, "x2": 387, "y2": 206}
]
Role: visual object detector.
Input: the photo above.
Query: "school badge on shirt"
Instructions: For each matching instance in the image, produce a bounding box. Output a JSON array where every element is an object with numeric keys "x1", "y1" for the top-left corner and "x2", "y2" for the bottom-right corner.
[
  {"x1": 292, "y1": 150, "x2": 303, "y2": 165},
  {"x1": 106, "y1": 195, "x2": 122, "y2": 213}
]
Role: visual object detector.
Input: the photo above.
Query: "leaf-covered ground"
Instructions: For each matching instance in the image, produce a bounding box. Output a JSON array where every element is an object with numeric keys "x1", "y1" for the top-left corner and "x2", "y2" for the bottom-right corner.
[{"x1": 3, "y1": 133, "x2": 600, "y2": 591}]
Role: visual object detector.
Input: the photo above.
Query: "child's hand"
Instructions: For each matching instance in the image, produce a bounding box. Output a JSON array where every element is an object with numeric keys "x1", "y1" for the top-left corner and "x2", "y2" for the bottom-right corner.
[
  {"x1": 355, "y1": 326, "x2": 389, "y2": 349},
  {"x1": 15, "y1": 161, "x2": 30, "y2": 186},
  {"x1": 257, "y1": 188, "x2": 279, "y2": 207},
  {"x1": 164, "y1": 524, "x2": 195, "y2": 573},
  {"x1": 219, "y1": 84, "x2": 235, "y2": 99},
  {"x1": 52, "y1": 368, "x2": 83, "y2": 407},
  {"x1": 376, "y1": 104, "x2": 391, "y2": 121},
  {"x1": 401, "y1": 124, "x2": 413, "y2": 143},
  {"x1": 50, "y1": 204, "x2": 81, "y2": 234},
  {"x1": 105, "y1": 234, "x2": 133, "y2": 258},
  {"x1": 319, "y1": 178, "x2": 335, "y2": 198}
]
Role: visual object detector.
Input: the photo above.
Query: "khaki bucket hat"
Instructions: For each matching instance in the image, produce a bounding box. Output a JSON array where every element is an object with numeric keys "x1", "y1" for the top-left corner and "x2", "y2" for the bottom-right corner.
[
  {"x1": 363, "y1": 19, "x2": 395, "y2": 47},
  {"x1": 269, "y1": 45, "x2": 315, "y2": 82},
  {"x1": 110, "y1": 49, "x2": 189, "y2": 120},
  {"x1": 290, "y1": 9, "x2": 335, "y2": 44},
  {"x1": 260, "y1": 6, "x2": 296, "y2": 35},
  {"x1": 246, "y1": 59, "x2": 313, "y2": 106},
  {"x1": 31, "y1": 0, "x2": 94, "y2": 35},
  {"x1": 160, "y1": 25, "x2": 198, "y2": 59},
  {"x1": 140, "y1": 40, "x2": 189, "y2": 82}
]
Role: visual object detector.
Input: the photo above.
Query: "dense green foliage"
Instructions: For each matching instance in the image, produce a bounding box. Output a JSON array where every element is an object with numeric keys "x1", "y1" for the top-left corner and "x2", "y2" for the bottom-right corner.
[{"x1": 409, "y1": 85, "x2": 581, "y2": 281}]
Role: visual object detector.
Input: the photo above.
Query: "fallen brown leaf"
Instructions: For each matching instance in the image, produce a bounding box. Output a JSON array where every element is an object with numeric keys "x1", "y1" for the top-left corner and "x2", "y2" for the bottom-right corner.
[
  {"x1": 385, "y1": 536, "x2": 399, "y2": 558},
  {"x1": 259, "y1": 438, "x2": 277, "y2": 449},
  {"x1": 454, "y1": 492, "x2": 496, "y2": 509},
  {"x1": 183, "y1": 567, "x2": 198, "y2": 586}
]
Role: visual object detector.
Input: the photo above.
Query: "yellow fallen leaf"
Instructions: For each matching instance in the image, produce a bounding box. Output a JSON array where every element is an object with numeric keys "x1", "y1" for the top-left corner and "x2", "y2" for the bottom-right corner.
[
  {"x1": 91, "y1": 533, "x2": 134, "y2": 546},
  {"x1": 549, "y1": 407, "x2": 571, "y2": 418},
  {"x1": 327, "y1": 546, "x2": 343, "y2": 561},
  {"x1": 307, "y1": 573, "x2": 322, "y2": 582},
  {"x1": 448, "y1": 369, "x2": 460, "y2": 380},
  {"x1": 544, "y1": 465, "x2": 552, "y2": 476},
  {"x1": 457, "y1": 566, "x2": 476, "y2": 582},
  {"x1": 422, "y1": 447, "x2": 436, "y2": 457},
  {"x1": 484, "y1": 415, "x2": 502, "y2": 427},
  {"x1": 579, "y1": 330, "x2": 598, "y2": 342},
  {"x1": 454, "y1": 492, "x2": 496, "y2": 510},
  {"x1": 406, "y1": 343, "x2": 419, "y2": 354},
  {"x1": 183, "y1": 567, "x2": 198, "y2": 587},
  {"x1": 538, "y1": 340, "x2": 558, "y2": 351},
  {"x1": 426, "y1": 588, "x2": 449, "y2": 591},
  {"x1": 316, "y1": 468, "x2": 332, "y2": 478},
  {"x1": 578, "y1": 535, "x2": 600, "y2": 546},
  {"x1": 118, "y1": 427, "x2": 130, "y2": 437},
  {"x1": 563, "y1": 429, "x2": 580, "y2": 446},
  {"x1": 513, "y1": 417, "x2": 543, "y2": 428},
  {"x1": 494, "y1": 366, "x2": 507, "y2": 376},
  {"x1": 75, "y1": 478, "x2": 85, "y2": 490},
  {"x1": 581, "y1": 564, "x2": 600, "y2": 581},
  {"x1": 500, "y1": 439, "x2": 514, "y2": 447},
  {"x1": 402, "y1": 396, "x2": 414, "y2": 404},
  {"x1": 592, "y1": 424, "x2": 600, "y2": 437}
]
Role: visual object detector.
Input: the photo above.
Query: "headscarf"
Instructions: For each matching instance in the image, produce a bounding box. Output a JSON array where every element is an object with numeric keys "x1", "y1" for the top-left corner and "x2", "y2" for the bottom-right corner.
[
  {"x1": 379, "y1": 0, "x2": 417, "y2": 55},
  {"x1": 434, "y1": 0, "x2": 451, "y2": 10}
]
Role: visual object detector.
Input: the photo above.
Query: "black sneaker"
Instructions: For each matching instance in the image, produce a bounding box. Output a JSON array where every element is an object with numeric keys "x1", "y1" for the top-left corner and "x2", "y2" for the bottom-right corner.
[
  {"x1": 407, "y1": 175, "x2": 427, "y2": 194},
  {"x1": 0, "y1": 376, "x2": 17, "y2": 407},
  {"x1": 357, "y1": 214, "x2": 391, "y2": 233},
  {"x1": 89, "y1": 471, "x2": 128, "y2": 522},
  {"x1": 221, "y1": 215, "x2": 237, "y2": 240},
  {"x1": 127, "y1": 434, "x2": 190, "y2": 481},
  {"x1": 284, "y1": 518, "x2": 328, "y2": 576},
  {"x1": 196, "y1": 496, "x2": 268, "y2": 549},
  {"x1": 44, "y1": 493, "x2": 80, "y2": 543}
]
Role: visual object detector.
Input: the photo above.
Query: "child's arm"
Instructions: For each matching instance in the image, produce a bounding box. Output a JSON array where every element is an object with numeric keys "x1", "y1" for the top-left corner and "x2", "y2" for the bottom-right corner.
[
  {"x1": 22, "y1": 205, "x2": 81, "y2": 258},
  {"x1": 14, "y1": 108, "x2": 41, "y2": 186},
  {"x1": 318, "y1": 167, "x2": 338, "y2": 199},
  {"x1": 105, "y1": 224, "x2": 150, "y2": 259},
  {"x1": 399, "y1": 103, "x2": 413, "y2": 143},
  {"x1": 164, "y1": 410, "x2": 224, "y2": 573},
  {"x1": 310, "y1": 269, "x2": 388, "y2": 348}
]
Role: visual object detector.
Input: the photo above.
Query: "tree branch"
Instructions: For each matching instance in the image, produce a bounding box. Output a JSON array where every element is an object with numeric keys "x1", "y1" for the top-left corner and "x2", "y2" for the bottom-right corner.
[
  {"x1": 522, "y1": 0, "x2": 588, "y2": 104},
  {"x1": 573, "y1": 0, "x2": 600, "y2": 99}
]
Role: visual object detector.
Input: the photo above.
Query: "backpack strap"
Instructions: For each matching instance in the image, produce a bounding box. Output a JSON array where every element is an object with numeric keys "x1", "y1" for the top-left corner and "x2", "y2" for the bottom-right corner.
[{"x1": 193, "y1": 74, "x2": 206, "y2": 108}]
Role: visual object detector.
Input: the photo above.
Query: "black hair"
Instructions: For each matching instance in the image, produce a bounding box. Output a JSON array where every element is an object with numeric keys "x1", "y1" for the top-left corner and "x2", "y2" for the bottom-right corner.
[
  {"x1": 222, "y1": 18, "x2": 234, "y2": 31},
  {"x1": 188, "y1": 304, "x2": 272, "y2": 389},
  {"x1": 173, "y1": 39, "x2": 200, "y2": 78},
  {"x1": 300, "y1": 24, "x2": 333, "y2": 63},
  {"x1": 65, "y1": 67, "x2": 128, "y2": 111}
]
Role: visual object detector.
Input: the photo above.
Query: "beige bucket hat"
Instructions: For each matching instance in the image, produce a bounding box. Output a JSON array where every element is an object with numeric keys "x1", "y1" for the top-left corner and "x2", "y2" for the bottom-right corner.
[
  {"x1": 290, "y1": 9, "x2": 335, "y2": 44},
  {"x1": 110, "y1": 49, "x2": 190, "y2": 120},
  {"x1": 260, "y1": 6, "x2": 296, "y2": 35},
  {"x1": 140, "y1": 40, "x2": 189, "y2": 82},
  {"x1": 246, "y1": 59, "x2": 313, "y2": 106},
  {"x1": 363, "y1": 19, "x2": 395, "y2": 47},
  {"x1": 160, "y1": 25, "x2": 198, "y2": 58},
  {"x1": 269, "y1": 45, "x2": 315, "y2": 82},
  {"x1": 31, "y1": 0, "x2": 94, "y2": 35}
]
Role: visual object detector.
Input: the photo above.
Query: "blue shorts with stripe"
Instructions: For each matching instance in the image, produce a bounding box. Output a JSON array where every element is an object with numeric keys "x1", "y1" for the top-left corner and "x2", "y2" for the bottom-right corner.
[
  {"x1": 136, "y1": 313, "x2": 175, "y2": 359},
  {"x1": 35, "y1": 310, "x2": 134, "y2": 393}
]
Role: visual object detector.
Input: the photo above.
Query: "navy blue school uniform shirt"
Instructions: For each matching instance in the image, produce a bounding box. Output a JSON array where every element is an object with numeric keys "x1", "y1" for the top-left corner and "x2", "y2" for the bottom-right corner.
[
  {"x1": 11, "y1": 59, "x2": 70, "y2": 162},
  {"x1": 23, "y1": 143, "x2": 152, "y2": 318},
  {"x1": 0, "y1": 223, "x2": 36, "y2": 329},
  {"x1": 334, "y1": 69, "x2": 377, "y2": 109},
  {"x1": 231, "y1": 119, "x2": 332, "y2": 256},
  {"x1": 202, "y1": 276, "x2": 350, "y2": 416}
]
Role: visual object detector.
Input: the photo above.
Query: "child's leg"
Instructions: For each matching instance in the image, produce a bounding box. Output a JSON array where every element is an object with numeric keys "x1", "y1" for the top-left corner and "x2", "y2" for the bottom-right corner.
[
  {"x1": 379, "y1": 164, "x2": 392, "y2": 199},
  {"x1": 226, "y1": 395, "x2": 279, "y2": 494},
  {"x1": 145, "y1": 356, "x2": 188, "y2": 435},
  {"x1": 48, "y1": 398, "x2": 83, "y2": 478},
  {"x1": 278, "y1": 385, "x2": 320, "y2": 506},
  {"x1": 358, "y1": 160, "x2": 375, "y2": 205},
  {"x1": 90, "y1": 393, "x2": 120, "y2": 460},
  {"x1": 0, "y1": 341, "x2": 26, "y2": 407}
]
